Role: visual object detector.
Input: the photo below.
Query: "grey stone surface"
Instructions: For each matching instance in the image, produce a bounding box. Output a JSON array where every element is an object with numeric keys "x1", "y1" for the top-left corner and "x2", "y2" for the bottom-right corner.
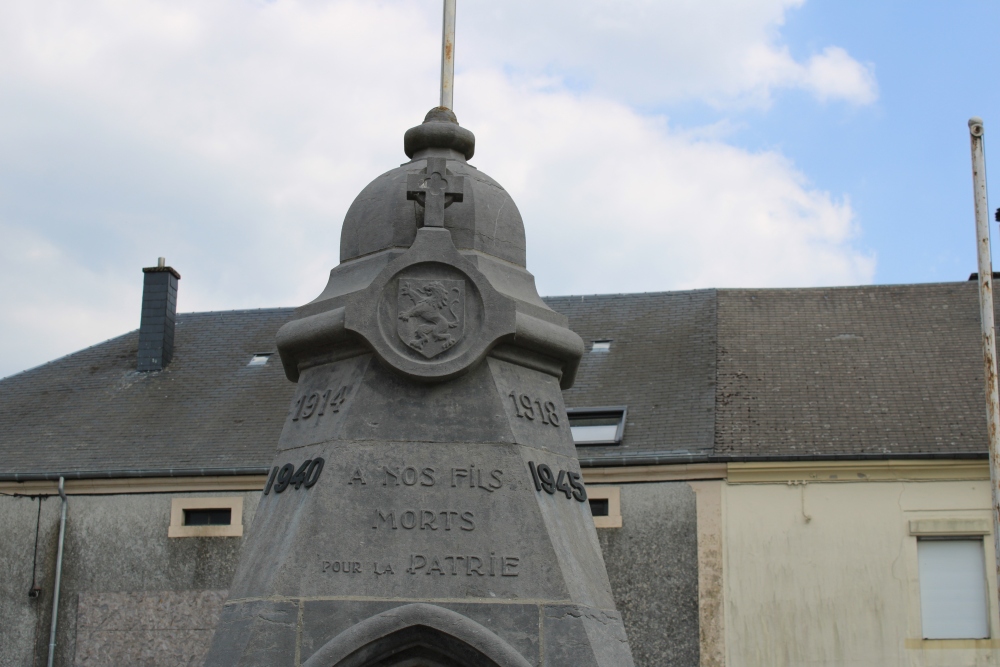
[
  {"x1": 0, "y1": 491, "x2": 259, "y2": 667},
  {"x1": 207, "y1": 110, "x2": 633, "y2": 666},
  {"x1": 75, "y1": 590, "x2": 227, "y2": 666},
  {"x1": 598, "y1": 482, "x2": 699, "y2": 667}
]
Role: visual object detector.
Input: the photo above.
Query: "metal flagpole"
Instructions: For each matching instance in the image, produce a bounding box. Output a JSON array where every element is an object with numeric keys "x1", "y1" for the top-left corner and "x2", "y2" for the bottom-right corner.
[
  {"x1": 440, "y1": 0, "x2": 456, "y2": 110},
  {"x1": 969, "y1": 116, "x2": 1000, "y2": 601}
]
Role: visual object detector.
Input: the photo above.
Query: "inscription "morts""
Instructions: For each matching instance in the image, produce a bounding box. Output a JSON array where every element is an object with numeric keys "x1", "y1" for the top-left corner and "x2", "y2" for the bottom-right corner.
[
  {"x1": 407, "y1": 553, "x2": 519, "y2": 577},
  {"x1": 372, "y1": 509, "x2": 474, "y2": 531}
]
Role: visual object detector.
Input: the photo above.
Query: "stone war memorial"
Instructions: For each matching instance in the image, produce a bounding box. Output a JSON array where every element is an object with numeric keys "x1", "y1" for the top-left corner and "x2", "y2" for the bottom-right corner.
[{"x1": 204, "y1": 2, "x2": 636, "y2": 666}]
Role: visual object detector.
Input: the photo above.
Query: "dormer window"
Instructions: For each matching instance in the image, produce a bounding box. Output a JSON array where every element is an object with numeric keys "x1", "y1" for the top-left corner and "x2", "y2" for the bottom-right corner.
[
  {"x1": 567, "y1": 407, "x2": 627, "y2": 445},
  {"x1": 591, "y1": 340, "x2": 612, "y2": 353}
]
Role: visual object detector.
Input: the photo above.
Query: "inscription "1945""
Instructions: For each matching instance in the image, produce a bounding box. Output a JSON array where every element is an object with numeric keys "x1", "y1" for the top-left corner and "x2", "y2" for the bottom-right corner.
[
  {"x1": 291, "y1": 386, "x2": 350, "y2": 422},
  {"x1": 528, "y1": 461, "x2": 586, "y2": 503}
]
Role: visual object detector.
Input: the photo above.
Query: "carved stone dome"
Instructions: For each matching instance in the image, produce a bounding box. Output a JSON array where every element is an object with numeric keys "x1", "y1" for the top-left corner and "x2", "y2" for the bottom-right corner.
[{"x1": 339, "y1": 108, "x2": 527, "y2": 267}]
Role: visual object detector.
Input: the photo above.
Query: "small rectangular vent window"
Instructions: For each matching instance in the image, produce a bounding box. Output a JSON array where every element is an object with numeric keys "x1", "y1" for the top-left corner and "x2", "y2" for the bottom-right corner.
[
  {"x1": 248, "y1": 353, "x2": 272, "y2": 366},
  {"x1": 591, "y1": 340, "x2": 612, "y2": 353},
  {"x1": 567, "y1": 407, "x2": 627, "y2": 445},
  {"x1": 183, "y1": 508, "x2": 232, "y2": 526},
  {"x1": 589, "y1": 499, "x2": 610, "y2": 517}
]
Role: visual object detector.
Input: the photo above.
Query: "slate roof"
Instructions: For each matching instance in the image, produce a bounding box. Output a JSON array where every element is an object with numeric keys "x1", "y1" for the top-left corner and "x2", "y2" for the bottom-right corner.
[
  {"x1": 548, "y1": 291, "x2": 717, "y2": 466},
  {"x1": 0, "y1": 282, "x2": 992, "y2": 478},
  {"x1": 0, "y1": 309, "x2": 296, "y2": 478},
  {"x1": 714, "y1": 282, "x2": 988, "y2": 460}
]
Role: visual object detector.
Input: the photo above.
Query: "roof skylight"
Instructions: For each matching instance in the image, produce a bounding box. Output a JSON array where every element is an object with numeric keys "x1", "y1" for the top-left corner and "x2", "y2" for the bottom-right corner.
[
  {"x1": 248, "y1": 354, "x2": 272, "y2": 367},
  {"x1": 567, "y1": 407, "x2": 627, "y2": 445},
  {"x1": 591, "y1": 340, "x2": 612, "y2": 353}
]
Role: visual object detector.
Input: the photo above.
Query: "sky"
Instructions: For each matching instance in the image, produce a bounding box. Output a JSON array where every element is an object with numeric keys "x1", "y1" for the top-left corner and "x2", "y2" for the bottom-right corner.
[{"x1": 1, "y1": 0, "x2": 998, "y2": 379}]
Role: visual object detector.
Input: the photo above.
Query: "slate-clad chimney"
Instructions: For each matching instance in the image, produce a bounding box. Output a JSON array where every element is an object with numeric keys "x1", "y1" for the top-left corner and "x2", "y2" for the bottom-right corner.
[{"x1": 137, "y1": 257, "x2": 180, "y2": 371}]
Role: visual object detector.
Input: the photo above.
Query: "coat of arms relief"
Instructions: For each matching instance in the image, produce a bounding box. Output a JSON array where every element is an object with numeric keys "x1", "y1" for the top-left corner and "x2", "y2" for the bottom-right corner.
[{"x1": 397, "y1": 279, "x2": 465, "y2": 359}]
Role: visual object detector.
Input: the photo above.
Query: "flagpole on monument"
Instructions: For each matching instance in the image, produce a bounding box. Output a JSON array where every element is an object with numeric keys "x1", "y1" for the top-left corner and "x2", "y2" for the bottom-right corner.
[
  {"x1": 969, "y1": 116, "x2": 1000, "y2": 604},
  {"x1": 440, "y1": 0, "x2": 456, "y2": 110}
]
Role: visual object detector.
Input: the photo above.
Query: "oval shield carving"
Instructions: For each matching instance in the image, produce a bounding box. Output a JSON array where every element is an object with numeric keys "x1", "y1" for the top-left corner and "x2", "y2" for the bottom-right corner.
[{"x1": 396, "y1": 279, "x2": 466, "y2": 359}]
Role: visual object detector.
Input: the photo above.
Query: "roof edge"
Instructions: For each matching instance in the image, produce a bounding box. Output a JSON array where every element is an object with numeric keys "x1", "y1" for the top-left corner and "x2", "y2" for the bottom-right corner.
[
  {"x1": 0, "y1": 467, "x2": 270, "y2": 482},
  {"x1": 579, "y1": 451, "x2": 989, "y2": 467}
]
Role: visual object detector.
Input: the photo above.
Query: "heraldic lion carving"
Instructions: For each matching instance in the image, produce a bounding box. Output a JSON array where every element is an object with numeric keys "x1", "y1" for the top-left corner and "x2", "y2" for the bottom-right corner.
[{"x1": 397, "y1": 280, "x2": 463, "y2": 354}]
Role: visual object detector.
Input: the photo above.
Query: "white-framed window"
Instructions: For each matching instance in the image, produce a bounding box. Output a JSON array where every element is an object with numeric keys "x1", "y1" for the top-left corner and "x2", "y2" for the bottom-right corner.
[
  {"x1": 168, "y1": 497, "x2": 244, "y2": 538},
  {"x1": 917, "y1": 538, "x2": 990, "y2": 639}
]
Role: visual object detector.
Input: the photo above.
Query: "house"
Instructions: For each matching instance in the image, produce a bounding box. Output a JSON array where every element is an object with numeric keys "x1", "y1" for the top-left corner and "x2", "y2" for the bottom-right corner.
[{"x1": 2, "y1": 271, "x2": 997, "y2": 666}]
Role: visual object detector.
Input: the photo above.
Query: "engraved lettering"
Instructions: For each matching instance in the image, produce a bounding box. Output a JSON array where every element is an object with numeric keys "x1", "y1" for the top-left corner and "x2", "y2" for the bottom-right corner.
[
  {"x1": 383, "y1": 467, "x2": 400, "y2": 486},
  {"x1": 372, "y1": 510, "x2": 396, "y2": 530},
  {"x1": 490, "y1": 469, "x2": 503, "y2": 490},
  {"x1": 403, "y1": 554, "x2": 517, "y2": 577},
  {"x1": 407, "y1": 555, "x2": 426, "y2": 574},
  {"x1": 451, "y1": 468, "x2": 468, "y2": 487},
  {"x1": 301, "y1": 392, "x2": 319, "y2": 419},
  {"x1": 374, "y1": 562, "x2": 395, "y2": 576},
  {"x1": 402, "y1": 466, "x2": 418, "y2": 486},
  {"x1": 476, "y1": 469, "x2": 494, "y2": 493},
  {"x1": 290, "y1": 385, "x2": 350, "y2": 423},
  {"x1": 322, "y1": 560, "x2": 331, "y2": 572},
  {"x1": 349, "y1": 468, "x2": 366, "y2": 485},
  {"x1": 507, "y1": 392, "x2": 562, "y2": 428},
  {"x1": 373, "y1": 509, "x2": 472, "y2": 530},
  {"x1": 439, "y1": 510, "x2": 458, "y2": 530},
  {"x1": 420, "y1": 467, "x2": 436, "y2": 486}
]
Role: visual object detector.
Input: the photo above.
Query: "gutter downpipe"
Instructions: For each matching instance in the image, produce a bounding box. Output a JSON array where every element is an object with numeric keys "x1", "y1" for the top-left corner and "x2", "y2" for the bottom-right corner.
[
  {"x1": 969, "y1": 116, "x2": 1000, "y2": 609},
  {"x1": 46, "y1": 477, "x2": 67, "y2": 667}
]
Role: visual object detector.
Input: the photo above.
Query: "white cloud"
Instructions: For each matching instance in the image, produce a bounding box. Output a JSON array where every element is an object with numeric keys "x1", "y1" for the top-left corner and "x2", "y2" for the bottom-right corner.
[
  {"x1": 459, "y1": 0, "x2": 877, "y2": 107},
  {"x1": 0, "y1": 0, "x2": 875, "y2": 378}
]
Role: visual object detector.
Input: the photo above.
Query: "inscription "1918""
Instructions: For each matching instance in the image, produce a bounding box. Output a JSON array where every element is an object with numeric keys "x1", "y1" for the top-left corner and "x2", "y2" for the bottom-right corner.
[
  {"x1": 291, "y1": 386, "x2": 350, "y2": 422},
  {"x1": 508, "y1": 392, "x2": 560, "y2": 426}
]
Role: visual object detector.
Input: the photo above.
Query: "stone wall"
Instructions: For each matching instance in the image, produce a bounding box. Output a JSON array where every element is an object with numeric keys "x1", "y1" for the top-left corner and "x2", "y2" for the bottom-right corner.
[
  {"x1": 598, "y1": 482, "x2": 701, "y2": 667},
  {"x1": 0, "y1": 491, "x2": 258, "y2": 667},
  {"x1": 0, "y1": 482, "x2": 700, "y2": 667}
]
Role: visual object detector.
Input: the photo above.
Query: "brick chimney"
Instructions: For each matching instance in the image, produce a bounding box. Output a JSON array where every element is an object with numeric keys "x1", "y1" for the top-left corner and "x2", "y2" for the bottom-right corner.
[{"x1": 137, "y1": 258, "x2": 180, "y2": 371}]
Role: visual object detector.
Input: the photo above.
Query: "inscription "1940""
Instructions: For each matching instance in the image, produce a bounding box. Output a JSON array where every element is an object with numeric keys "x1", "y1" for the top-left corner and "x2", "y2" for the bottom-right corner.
[{"x1": 290, "y1": 385, "x2": 350, "y2": 422}]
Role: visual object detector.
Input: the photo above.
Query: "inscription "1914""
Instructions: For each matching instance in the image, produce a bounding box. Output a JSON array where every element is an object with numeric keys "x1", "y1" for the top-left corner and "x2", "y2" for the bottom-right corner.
[{"x1": 290, "y1": 385, "x2": 350, "y2": 422}]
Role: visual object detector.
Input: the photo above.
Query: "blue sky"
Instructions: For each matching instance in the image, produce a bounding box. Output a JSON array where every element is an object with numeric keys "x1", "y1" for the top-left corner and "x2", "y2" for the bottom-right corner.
[
  {"x1": 0, "y1": 0, "x2": 998, "y2": 378},
  {"x1": 722, "y1": 1, "x2": 1000, "y2": 284}
]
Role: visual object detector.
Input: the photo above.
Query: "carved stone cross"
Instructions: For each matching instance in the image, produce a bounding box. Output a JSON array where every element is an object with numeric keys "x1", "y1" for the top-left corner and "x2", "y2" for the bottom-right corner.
[{"x1": 406, "y1": 157, "x2": 464, "y2": 228}]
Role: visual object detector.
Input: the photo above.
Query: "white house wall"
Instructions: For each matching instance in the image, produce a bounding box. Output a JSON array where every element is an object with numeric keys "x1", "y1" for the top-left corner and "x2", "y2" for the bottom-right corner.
[{"x1": 724, "y1": 479, "x2": 1000, "y2": 667}]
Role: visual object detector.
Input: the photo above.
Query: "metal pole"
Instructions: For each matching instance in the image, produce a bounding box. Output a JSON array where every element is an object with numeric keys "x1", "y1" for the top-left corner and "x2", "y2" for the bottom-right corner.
[
  {"x1": 970, "y1": 116, "x2": 1000, "y2": 606},
  {"x1": 46, "y1": 477, "x2": 67, "y2": 667},
  {"x1": 440, "y1": 0, "x2": 456, "y2": 110}
]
